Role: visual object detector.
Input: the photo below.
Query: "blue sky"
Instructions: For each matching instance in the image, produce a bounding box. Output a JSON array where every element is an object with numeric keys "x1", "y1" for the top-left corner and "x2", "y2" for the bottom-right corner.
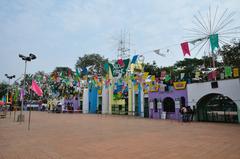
[{"x1": 0, "y1": 0, "x2": 240, "y2": 82}]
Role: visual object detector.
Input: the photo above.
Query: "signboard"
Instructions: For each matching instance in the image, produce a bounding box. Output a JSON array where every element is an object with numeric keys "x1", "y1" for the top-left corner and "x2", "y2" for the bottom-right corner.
[{"x1": 173, "y1": 81, "x2": 187, "y2": 90}]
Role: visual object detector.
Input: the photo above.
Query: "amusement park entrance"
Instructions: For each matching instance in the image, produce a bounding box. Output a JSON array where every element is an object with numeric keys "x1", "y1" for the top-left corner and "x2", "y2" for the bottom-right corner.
[{"x1": 196, "y1": 93, "x2": 238, "y2": 123}]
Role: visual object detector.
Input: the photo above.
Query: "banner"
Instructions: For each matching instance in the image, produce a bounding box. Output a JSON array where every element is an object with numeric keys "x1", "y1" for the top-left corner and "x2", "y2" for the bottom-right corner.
[{"x1": 173, "y1": 81, "x2": 187, "y2": 90}]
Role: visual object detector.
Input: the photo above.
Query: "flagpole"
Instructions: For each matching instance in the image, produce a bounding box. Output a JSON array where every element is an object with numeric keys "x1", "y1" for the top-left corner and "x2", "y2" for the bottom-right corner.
[{"x1": 28, "y1": 90, "x2": 32, "y2": 131}]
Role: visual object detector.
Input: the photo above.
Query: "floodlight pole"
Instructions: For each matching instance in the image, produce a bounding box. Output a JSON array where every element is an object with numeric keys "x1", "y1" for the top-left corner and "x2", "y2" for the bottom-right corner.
[
  {"x1": 20, "y1": 60, "x2": 27, "y2": 123},
  {"x1": 18, "y1": 53, "x2": 37, "y2": 123}
]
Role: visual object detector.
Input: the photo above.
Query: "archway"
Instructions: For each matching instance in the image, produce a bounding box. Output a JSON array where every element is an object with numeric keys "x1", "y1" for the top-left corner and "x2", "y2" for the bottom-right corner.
[
  {"x1": 163, "y1": 97, "x2": 175, "y2": 119},
  {"x1": 196, "y1": 93, "x2": 238, "y2": 123}
]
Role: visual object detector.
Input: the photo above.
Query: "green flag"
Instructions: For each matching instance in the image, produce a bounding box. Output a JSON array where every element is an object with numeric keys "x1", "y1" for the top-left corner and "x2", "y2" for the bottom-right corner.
[
  {"x1": 210, "y1": 34, "x2": 219, "y2": 52},
  {"x1": 104, "y1": 63, "x2": 109, "y2": 72},
  {"x1": 76, "y1": 68, "x2": 80, "y2": 77},
  {"x1": 165, "y1": 75, "x2": 171, "y2": 82},
  {"x1": 224, "y1": 66, "x2": 232, "y2": 78}
]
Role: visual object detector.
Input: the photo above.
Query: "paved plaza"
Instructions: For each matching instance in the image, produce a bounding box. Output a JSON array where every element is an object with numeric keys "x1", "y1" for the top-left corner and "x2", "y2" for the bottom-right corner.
[{"x1": 0, "y1": 111, "x2": 240, "y2": 159}]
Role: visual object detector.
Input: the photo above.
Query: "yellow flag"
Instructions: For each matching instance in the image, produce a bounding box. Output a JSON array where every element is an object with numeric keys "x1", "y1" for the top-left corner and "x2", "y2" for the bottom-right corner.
[
  {"x1": 151, "y1": 75, "x2": 155, "y2": 81},
  {"x1": 233, "y1": 68, "x2": 239, "y2": 77},
  {"x1": 143, "y1": 72, "x2": 149, "y2": 80}
]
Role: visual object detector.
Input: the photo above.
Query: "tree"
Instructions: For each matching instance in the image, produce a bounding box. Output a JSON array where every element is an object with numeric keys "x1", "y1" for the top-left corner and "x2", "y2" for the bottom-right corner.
[
  {"x1": 51, "y1": 67, "x2": 73, "y2": 78},
  {"x1": 0, "y1": 82, "x2": 8, "y2": 99},
  {"x1": 219, "y1": 41, "x2": 240, "y2": 68},
  {"x1": 75, "y1": 53, "x2": 108, "y2": 76}
]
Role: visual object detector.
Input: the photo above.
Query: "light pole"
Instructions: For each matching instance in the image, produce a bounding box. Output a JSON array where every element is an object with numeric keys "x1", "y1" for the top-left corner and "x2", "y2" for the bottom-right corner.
[
  {"x1": 18, "y1": 53, "x2": 37, "y2": 122},
  {"x1": 5, "y1": 74, "x2": 15, "y2": 116}
]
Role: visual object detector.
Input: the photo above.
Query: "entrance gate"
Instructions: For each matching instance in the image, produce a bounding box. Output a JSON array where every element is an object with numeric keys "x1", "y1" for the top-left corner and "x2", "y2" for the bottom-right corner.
[{"x1": 196, "y1": 93, "x2": 238, "y2": 123}]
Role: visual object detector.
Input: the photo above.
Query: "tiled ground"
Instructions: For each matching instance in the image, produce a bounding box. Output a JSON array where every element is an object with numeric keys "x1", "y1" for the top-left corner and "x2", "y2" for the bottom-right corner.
[{"x1": 0, "y1": 111, "x2": 240, "y2": 159}]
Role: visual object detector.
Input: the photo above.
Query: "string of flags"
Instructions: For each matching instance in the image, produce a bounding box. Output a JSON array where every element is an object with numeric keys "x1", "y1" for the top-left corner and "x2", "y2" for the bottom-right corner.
[
  {"x1": 148, "y1": 34, "x2": 219, "y2": 57},
  {"x1": 180, "y1": 34, "x2": 219, "y2": 57}
]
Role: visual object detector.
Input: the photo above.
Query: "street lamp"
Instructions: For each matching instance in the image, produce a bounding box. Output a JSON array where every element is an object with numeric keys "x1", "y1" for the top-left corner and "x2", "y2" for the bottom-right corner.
[
  {"x1": 5, "y1": 74, "x2": 15, "y2": 114},
  {"x1": 18, "y1": 53, "x2": 37, "y2": 122}
]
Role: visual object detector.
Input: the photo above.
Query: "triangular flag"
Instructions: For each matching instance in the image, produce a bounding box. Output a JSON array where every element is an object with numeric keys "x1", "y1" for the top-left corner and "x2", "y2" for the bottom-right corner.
[
  {"x1": 181, "y1": 42, "x2": 191, "y2": 56},
  {"x1": 31, "y1": 80, "x2": 43, "y2": 96},
  {"x1": 131, "y1": 55, "x2": 138, "y2": 64},
  {"x1": 209, "y1": 34, "x2": 219, "y2": 52}
]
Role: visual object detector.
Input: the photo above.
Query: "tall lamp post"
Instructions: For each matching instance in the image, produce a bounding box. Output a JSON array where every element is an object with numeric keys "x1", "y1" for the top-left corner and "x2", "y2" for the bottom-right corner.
[{"x1": 18, "y1": 53, "x2": 37, "y2": 122}]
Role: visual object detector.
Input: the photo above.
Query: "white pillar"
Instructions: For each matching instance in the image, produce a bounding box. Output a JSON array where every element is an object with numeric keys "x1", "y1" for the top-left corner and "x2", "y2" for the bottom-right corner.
[
  {"x1": 102, "y1": 86, "x2": 109, "y2": 114},
  {"x1": 140, "y1": 85, "x2": 144, "y2": 117},
  {"x1": 132, "y1": 86, "x2": 135, "y2": 115},
  {"x1": 83, "y1": 88, "x2": 89, "y2": 113}
]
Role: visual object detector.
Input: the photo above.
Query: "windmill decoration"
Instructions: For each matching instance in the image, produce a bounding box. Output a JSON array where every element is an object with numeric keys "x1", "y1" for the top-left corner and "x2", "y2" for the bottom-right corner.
[{"x1": 183, "y1": 6, "x2": 240, "y2": 68}]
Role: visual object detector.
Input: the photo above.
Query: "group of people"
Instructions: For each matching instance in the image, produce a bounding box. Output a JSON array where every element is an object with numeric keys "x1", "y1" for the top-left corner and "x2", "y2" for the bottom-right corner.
[{"x1": 180, "y1": 105, "x2": 194, "y2": 122}]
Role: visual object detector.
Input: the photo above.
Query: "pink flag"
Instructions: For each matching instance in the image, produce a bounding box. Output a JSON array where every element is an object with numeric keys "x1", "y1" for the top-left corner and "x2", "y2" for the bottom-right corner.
[
  {"x1": 117, "y1": 58, "x2": 124, "y2": 67},
  {"x1": 31, "y1": 80, "x2": 43, "y2": 96},
  {"x1": 181, "y1": 42, "x2": 191, "y2": 56}
]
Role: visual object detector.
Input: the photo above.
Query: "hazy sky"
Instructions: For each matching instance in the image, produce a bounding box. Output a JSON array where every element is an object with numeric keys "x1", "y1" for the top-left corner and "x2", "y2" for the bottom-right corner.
[{"x1": 0, "y1": 0, "x2": 240, "y2": 83}]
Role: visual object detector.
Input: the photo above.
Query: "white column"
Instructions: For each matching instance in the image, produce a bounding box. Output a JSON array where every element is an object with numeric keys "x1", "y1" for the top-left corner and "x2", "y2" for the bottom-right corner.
[
  {"x1": 132, "y1": 84, "x2": 135, "y2": 115},
  {"x1": 140, "y1": 85, "x2": 144, "y2": 117},
  {"x1": 83, "y1": 88, "x2": 89, "y2": 113},
  {"x1": 102, "y1": 86, "x2": 109, "y2": 114}
]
